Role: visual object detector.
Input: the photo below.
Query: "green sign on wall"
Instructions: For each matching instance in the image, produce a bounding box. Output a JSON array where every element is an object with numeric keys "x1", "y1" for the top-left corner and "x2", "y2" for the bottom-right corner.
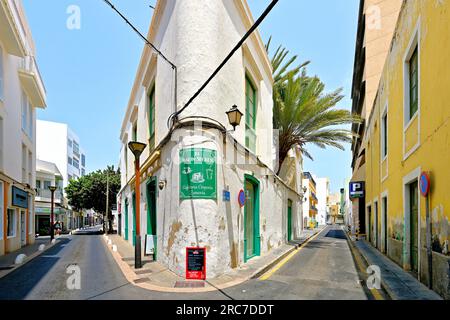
[{"x1": 180, "y1": 148, "x2": 217, "y2": 200}]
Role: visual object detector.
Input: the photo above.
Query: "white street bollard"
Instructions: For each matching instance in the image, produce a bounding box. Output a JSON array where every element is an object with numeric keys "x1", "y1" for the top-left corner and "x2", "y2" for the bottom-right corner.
[
  {"x1": 51, "y1": 239, "x2": 56, "y2": 244},
  {"x1": 107, "y1": 239, "x2": 112, "y2": 246},
  {"x1": 112, "y1": 245, "x2": 118, "y2": 252},
  {"x1": 38, "y1": 244, "x2": 45, "y2": 251},
  {"x1": 14, "y1": 254, "x2": 27, "y2": 265}
]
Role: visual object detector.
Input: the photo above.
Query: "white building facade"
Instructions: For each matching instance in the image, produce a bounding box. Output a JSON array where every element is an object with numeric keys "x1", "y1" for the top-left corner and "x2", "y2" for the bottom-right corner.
[
  {"x1": 0, "y1": 0, "x2": 46, "y2": 256},
  {"x1": 117, "y1": 0, "x2": 304, "y2": 278},
  {"x1": 315, "y1": 177, "x2": 330, "y2": 226},
  {"x1": 35, "y1": 159, "x2": 67, "y2": 235},
  {"x1": 36, "y1": 120, "x2": 86, "y2": 189}
]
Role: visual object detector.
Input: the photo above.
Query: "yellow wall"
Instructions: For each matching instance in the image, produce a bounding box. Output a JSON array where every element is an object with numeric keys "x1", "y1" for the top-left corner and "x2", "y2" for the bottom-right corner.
[{"x1": 364, "y1": 0, "x2": 450, "y2": 271}]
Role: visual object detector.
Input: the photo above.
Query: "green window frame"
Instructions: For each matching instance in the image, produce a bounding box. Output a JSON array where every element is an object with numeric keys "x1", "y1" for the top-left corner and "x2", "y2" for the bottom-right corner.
[
  {"x1": 148, "y1": 86, "x2": 156, "y2": 151},
  {"x1": 245, "y1": 76, "x2": 257, "y2": 152},
  {"x1": 382, "y1": 112, "x2": 388, "y2": 158},
  {"x1": 132, "y1": 123, "x2": 137, "y2": 142},
  {"x1": 409, "y1": 46, "x2": 418, "y2": 120}
]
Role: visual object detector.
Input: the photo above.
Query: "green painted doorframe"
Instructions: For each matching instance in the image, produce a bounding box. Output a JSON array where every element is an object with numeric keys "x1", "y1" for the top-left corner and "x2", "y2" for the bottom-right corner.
[
  {"x1": 244, "y1": 174, "x2": 260, "y2": 263},
  {"x1": 146, "y1": 178, "x2": 157, "y2": 260},
  {"x1": 287, "y1": 200, "x2": 293, "y2": 242},
  {"x1": 124, "y1": 199, "x2": 129, "y2": 241}
]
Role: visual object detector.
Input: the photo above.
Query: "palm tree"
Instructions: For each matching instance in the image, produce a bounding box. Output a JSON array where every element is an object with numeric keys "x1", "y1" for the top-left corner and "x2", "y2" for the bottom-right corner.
[{"x1": 266, "y1": 38, "x2": 361, "y2": 173}]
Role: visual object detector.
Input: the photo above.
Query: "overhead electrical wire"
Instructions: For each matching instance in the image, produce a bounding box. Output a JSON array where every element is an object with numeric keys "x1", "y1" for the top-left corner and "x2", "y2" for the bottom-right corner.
[
  {"x1": 168, "y1": 0, "x2": 279, "y2": 125},
  {"x1": 102, "y1": 0, "x2": 177, "y2": 124},
  {"x1": 103, "y1": 0, "x2": 279, "y2": 129}
]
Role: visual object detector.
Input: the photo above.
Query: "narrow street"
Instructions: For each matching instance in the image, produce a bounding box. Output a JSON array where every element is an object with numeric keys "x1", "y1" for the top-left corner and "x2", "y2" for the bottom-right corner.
[
  {"x1": 223, "y1": 225, "x2": 368, "y2": 300},
  {"x1": 0, "y1": 225, "x2": 369, "y2": 300}
]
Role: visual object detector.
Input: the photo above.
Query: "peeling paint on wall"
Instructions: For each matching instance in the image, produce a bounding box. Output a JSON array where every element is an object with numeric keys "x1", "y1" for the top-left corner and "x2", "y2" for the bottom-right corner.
[
  {"x1": 167, "y1": 221, "x2": 182, "y2": 256},
  {"x1": 432, "y1": 205, "x2": 449, "y2": 254}
]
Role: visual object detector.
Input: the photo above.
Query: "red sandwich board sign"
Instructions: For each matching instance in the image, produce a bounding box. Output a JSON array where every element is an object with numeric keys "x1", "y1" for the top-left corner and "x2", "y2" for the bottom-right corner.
[
  {"x1": 186, "y1": 247, "x2": 206, "y2": 280},
  {"x1": 420, "y1": 172, "x2": 431, "y2": 197}
]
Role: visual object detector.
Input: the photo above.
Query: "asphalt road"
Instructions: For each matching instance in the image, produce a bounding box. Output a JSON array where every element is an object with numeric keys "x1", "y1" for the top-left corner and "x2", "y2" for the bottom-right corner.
[
  {"x1": 0, "y1": 225, "x2": 367, "y2": 300},
  {"x1": 223, "y1": 225, "x2": 368, "y2": 300}
]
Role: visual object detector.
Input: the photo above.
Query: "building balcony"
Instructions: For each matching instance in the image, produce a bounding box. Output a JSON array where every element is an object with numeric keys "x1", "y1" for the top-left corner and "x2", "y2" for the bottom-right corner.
[
  {"x1": 35, "y1": 188, "x2": 63, "y2": 203},
  {"x1": 18, "y1": 55, "x2": 47, "y2": 108},
  {"x1": 0, "y1": 0, "x2": 27, "y2": 57}
]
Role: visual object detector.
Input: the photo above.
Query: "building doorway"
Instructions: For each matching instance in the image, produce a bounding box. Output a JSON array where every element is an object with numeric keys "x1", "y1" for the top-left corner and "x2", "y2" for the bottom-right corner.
[
  {"x1": 146, "y1": 179, "x2": 157, "y2": 260},
  {"x1": 124, "y1": 199, "x2": 129, "y2": 241},
  {"x1": 374, "y1": 201, "x2": 379, "y2": 249},
  {"x1": 409, "y1": 181, "x2": 419, "y2": 273},
  {"x1": 382, "y1": 196, "x2": 388, "y2": 253},
  {"x1": 20, "y1": 211, "x2": 26, "y2": 247},
  {"x1": 244, "y1": 175, "x2": 260, "y2": 262},
  {"x1": 287, "y1": 199, "x2": 293, "y2": 242},
  {"x1": 118, "y1": 214, "x2": 122, "y2": 236}
]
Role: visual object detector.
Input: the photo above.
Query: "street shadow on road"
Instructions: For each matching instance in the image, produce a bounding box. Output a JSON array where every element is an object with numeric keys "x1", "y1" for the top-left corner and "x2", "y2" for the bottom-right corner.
[
  {"x1": 0, "y1": 238, "x2": 72, "y2": 300},
  {"x1": 72, "y1": 231, "x2": 104, "y2": 236},
  {"x1": 324, "y1": 230, "x2": 347, "y2": 240}
]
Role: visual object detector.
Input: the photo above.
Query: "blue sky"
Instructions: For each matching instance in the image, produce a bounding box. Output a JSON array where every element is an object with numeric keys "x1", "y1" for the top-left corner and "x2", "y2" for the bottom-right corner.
[{"x1": 23, "y1": 0, "x2": 359, "y2": 193}]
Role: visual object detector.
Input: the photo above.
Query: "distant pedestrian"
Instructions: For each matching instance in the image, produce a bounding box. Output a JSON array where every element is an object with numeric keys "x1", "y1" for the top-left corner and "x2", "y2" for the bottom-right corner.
[{"x1": 54, "y1": 221, "x2": 62, "y2": 235}]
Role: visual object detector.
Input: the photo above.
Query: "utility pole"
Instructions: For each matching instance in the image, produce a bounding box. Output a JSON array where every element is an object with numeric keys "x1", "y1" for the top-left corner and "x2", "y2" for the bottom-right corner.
[{"x1": 105, "y1": 170, "x2": 109, "y2": 234}]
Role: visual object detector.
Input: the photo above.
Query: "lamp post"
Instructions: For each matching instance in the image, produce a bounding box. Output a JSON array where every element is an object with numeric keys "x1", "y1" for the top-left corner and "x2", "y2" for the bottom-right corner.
[
  {"x1": 226, "y1": 105, "x2": 243, "y2": 131},
  {"x1": 128, "y1": 141, "x2": 147, "y2": 269},
  {"x1": 48, "y1": 186, "x2": 57, "y2": 242}
]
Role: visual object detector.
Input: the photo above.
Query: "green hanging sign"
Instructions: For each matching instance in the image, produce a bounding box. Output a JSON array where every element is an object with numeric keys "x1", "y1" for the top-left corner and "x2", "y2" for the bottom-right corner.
[{"x1": 180, "y1": 148, "x2": 217, "y2": 200}]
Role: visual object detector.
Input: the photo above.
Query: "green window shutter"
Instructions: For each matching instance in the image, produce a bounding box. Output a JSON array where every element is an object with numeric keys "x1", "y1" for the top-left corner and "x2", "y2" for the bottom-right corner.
[
  {"x1": 132, "y1": 124, "x2": 137, "y2": 142},
  {"x1": 245, "y1": 76, "x2": 257, "y2": 152},
  {"x1": 148, "y1": 86, "x2": 156, "y2": 151},
  {"x1": 409, "y1": 47, "x2": 418, "y2": 119}
]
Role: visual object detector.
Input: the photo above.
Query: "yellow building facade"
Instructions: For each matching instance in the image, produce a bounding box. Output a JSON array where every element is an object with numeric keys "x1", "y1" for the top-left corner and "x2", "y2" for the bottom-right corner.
[{"x1": 362, "y1": 0, "x2": 450, "y2": 298}]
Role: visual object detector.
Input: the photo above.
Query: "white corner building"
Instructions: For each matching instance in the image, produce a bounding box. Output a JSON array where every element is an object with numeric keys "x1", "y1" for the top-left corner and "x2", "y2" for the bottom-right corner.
[{"x1": 118, "y1": 0, "x2": 304, "y2": 278}]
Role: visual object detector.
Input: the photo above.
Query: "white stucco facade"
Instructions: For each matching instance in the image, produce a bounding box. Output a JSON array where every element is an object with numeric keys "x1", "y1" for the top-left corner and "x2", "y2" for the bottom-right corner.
[
  {"x1": 315, "y1": 177, "x2": 330, "y2": 226},
  {"x1": 0, "y1": 0, "x2": 46, "y2": 256},
  {"x1": 36, "y1": 120, "x2": 86, "y2": 190},
  {"x1": 117, "y1": 0, "x2": 304, "y2": 278}
]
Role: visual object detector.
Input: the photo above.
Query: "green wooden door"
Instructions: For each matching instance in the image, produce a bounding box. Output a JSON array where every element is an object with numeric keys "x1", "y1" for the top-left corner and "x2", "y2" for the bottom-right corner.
[
  {"x1": 287, "y1": 200, "x2": 293, "y2": 242},
  {"x1": 375, "y1": 202, "x2": 379, "y2": 248},
  {"x1": 132, "y1": 192, "x2": 136, "y2": 247},
  {"x1": 368, "y1": 206, "x2": 372, "y2": 243},
  {"x1": 124, "y1": 199, "x2": 129, "y2": 241},
  {"x1": 410, "y1": 181, "x2": 419, "y2": 272},
  {"x1": 146, "y1": 179, "x2": 157, "y2": 260},
  {"x1": 244, "y1": 175, "x2": 260, "y2": 262}
]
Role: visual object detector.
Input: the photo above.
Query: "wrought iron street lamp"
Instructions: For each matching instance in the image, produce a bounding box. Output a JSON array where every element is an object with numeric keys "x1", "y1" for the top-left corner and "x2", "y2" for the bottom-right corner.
[
  {"x1": 48, "y1": 185, "x2": 57, "y2": 242},
  {"x1": 226, "y1": 105, "x2": 243, "y2": 131},
  {"x1": 128, "y1": 141, "x2": 147, "y2": 269}
]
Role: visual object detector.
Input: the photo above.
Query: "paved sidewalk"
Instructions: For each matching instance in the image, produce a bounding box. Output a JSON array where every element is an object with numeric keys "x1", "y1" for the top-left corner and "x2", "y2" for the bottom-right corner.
[
  {"x1": 105, "y1": 226, "x2": 325, "y2": 293},
  {"x1": 353, "y1": 239, "x2": 442, "y2": 300},
  {"x1": 0, "y1": 236, "x2": 63, "y2": 279}
]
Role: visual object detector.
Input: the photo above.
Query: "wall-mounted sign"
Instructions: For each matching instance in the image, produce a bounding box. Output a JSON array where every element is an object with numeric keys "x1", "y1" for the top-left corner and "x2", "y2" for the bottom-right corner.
[
  {"x1": 349, "y1": 182, "x2": 365, "y2": 199},
  {"x1": 180, "y1": 148, "x2": 217, "y2": 200},
  {"x1": 35, "y1": 207, "x2": 65, "y2": 215},
  {"x1": 12, "y1": 186, "x2": 28, "y2": 209},
  {"x1": 238, "y1": 189, "x2": 246, "y2": 207},
  {"x1": 420, "y1": 172, "x2": 431, "y2": 197},
  {"x1": 223, "y1": 190, "x2": 231, "y2": 202},
  {"x1": 186, "y1": 247, "x2": 206, "y2": 280}
]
